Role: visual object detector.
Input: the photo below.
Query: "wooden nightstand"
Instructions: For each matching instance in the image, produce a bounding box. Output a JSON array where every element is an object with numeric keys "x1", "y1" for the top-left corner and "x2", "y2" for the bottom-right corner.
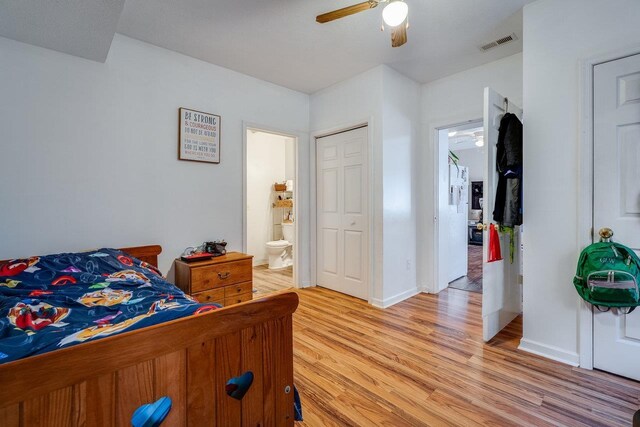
[{"x1": 175, "y1": 252, "x2": 254, "y2": 307}]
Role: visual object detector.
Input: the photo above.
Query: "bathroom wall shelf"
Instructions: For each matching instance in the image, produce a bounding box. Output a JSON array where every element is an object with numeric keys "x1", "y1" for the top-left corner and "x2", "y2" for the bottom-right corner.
[
  {"x1": 272, "y1": 185, "x2": 293, "y2": 241},
  {"x1": 274, "y1": 199, "x2": 293, "y2": 208}
]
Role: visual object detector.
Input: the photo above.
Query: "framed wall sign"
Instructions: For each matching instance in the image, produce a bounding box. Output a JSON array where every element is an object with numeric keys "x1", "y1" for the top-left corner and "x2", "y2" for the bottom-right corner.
[{"x1": 178, "y1": 108, "x2": 221, "y2": 163}]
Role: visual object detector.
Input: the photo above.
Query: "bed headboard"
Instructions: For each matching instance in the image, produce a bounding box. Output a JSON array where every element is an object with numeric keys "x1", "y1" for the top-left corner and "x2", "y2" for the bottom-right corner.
[
  {"x1": 1, "y1": 245, "x2": 163, "y2": 268},
  {"x1": 118, "y1": 245, "x2": 163, "y2": 268}
]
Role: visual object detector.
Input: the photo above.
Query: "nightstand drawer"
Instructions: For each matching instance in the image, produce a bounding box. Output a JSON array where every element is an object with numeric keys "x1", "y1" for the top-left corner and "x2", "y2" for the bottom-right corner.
[
  {"x1": 191, "y1": 259, "x2": 252, "y2": 292},
  {"x1": 224, "y1": 292, "x2": 252, "y2": 306},
  {"x1": 192, "y1": 288, "x2": 225, "y2": 304},
  {"x1": 225, "y1": 281, "x2": 252, "y2": 298}
]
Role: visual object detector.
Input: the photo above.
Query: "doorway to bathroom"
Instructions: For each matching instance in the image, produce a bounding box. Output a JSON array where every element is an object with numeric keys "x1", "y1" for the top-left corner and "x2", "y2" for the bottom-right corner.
[
  {"x1": 245, "y1": 127, "x2": 297, "y2": 289},
  {"x1": 439, "y1": 120, "x2": 485, "y2": 294}
]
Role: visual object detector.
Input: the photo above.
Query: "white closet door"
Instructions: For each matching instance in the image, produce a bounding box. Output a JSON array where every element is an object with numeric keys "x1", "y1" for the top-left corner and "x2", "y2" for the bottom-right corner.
[
  {"x1": 482, "y1": 87, "x2": 523, "y2": 342},
  {"x1": 316, "y1": 127, "x2": 369, "y2": 300},
  {"x1": 593, "y1": 53, "x2": 640, "y2": 381}
]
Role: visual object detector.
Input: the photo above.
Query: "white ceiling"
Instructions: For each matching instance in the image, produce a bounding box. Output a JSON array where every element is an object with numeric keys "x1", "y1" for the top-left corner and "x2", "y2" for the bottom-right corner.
[
  {"x1": 0, "y1": 0, "x2": 535, "y2": 93},
  {"x1": 117, "y1": 0, "x2": 534, "y2": 93},
  {"x1": 448, "y1": 124, "x2": 484, "y2": 151},
  {"x1": 0, "y1": 0, "x2": 124, "y2": 62}
]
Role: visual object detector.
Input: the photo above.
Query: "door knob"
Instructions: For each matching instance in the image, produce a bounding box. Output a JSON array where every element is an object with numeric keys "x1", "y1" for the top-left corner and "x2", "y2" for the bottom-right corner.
[
  {"x1": 599, "y1": 228, "x2": 614, "y2": 241},
  {"x1": 476, "y1": 223, "x2": 488, "y2": 231},
  {"x1": 351, "y1": 221, "x2": 356, "y2": 226}
]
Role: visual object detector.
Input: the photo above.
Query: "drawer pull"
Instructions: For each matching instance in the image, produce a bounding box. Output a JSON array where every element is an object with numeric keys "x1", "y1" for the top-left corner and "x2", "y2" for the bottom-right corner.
[{"x1": 218, "y1": 272, "x2": 231, "y2": 280}]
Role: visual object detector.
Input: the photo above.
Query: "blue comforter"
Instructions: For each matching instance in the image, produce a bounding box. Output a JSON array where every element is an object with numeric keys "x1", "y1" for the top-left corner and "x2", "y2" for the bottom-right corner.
[{"x1": 0, "y1": 248, "x2": 213, "y2": 363}]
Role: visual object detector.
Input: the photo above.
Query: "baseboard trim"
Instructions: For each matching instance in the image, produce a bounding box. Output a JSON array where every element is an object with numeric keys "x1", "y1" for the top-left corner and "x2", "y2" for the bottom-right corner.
[
  {"x1": 419, "y1": 285, "x2": 436, "y2": 294},
  {"x1": 518, "y1": 338, "x2": 580, "y2": 367},
  {"x1": 371, "y1": 288, "x2": 419, "y2": 309}
]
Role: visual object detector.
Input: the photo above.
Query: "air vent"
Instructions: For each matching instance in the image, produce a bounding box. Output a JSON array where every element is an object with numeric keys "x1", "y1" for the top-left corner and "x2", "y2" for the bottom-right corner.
[{"x1": 479, "y1": 33, "x2": 518, "y2": 52}]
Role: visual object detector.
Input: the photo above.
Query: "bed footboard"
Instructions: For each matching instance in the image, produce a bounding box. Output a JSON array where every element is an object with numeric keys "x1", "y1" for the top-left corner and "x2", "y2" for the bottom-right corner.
[{"x1": 0, "y1": 290, "x2": 298, "y2": 426}]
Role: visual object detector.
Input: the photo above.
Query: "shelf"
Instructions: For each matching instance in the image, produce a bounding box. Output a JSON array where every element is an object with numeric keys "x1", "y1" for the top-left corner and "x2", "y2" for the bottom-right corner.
[{"x1": 274, "y1": 199, "x2": 293, "y2": 208}]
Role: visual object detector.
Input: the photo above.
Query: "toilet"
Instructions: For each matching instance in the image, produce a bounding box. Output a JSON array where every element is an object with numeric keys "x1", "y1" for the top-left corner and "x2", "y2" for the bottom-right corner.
[{"x1": 266, "y1": 222, "x2": 294, "y2": 270}]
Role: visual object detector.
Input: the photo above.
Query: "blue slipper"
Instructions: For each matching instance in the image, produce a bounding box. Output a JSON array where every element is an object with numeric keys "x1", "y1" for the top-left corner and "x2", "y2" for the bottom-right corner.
[
  {"x1": 226, "y1": 371, "x2": 254, "y2": 400},
  {"x1": 131, "y1": 396, "x2": 172, "y2": 427}
]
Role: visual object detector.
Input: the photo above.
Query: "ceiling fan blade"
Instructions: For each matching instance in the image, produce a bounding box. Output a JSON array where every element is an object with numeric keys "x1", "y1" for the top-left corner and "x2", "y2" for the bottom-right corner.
[
  {"x1": 391, "y1": 20, "x2": 407, "y2": 47},
  {"x1": 316, "y1": 1, "x2": 378, "y2": 24}
]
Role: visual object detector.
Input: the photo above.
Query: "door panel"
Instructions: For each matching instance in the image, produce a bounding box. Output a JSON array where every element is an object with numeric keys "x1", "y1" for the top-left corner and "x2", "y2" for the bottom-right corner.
[
  {"x1": 593, "y1": 53, "x2": 640, "y2": 381},
  {"x1": 482, "y1": 87, "x2": 523, "y2": 342},
  {"x1": 618, "y1": 71, "x2": 640, "y2": 106},
  {"x1": 625, "y1": 316, "x2": 640, "y2": 341},
  {"x1": 321, "y1": 228, "x2": 338, "y2": 275},
  {"x1": 344, "y1": 166, "x2": 363, "y2": 214},
  {"x1": 322, "y1": 169, "x2": 338, "y2": 212},
  {"x1": 619, "y1": 124, "x2": 640, "y2": 215},
  {"x1": 344, "y1": 230, "x2": 363, "y2": 281},
  {"x1": 317, "y1": 127, "x2": 369, "y2": 300}
]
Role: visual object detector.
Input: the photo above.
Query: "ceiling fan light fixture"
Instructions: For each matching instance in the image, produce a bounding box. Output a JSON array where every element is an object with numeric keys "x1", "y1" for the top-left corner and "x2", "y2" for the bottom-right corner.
[{"x1": 382, "y1": 1, "x2": 408, "y2": 27}]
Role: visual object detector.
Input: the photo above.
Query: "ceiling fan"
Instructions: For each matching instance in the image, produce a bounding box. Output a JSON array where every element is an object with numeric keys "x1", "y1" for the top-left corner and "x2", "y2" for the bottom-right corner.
[{"x1": 316, "y1": 0, "x2": 409, "y2": 47}]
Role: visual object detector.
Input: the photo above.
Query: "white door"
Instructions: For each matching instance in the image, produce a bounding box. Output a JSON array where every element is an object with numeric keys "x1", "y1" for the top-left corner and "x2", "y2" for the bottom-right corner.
[
  {"x1": 482, "y1": 87, "x2": 523, "y2": 342},
  {"x1": 316, "y1": 127, "x2": 369, "y2": 299},
  {"x1": 593, "y1": 53, "x2": 640, "y2": 381}
]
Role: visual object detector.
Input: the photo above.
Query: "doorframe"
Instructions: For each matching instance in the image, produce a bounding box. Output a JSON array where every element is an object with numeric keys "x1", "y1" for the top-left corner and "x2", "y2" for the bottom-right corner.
[
  {"x1": 310, "y1": 118, "x2": 375, "y2": 303},
  {"x1": 242, "y1": 122, "x2": 301, "y2": 288},
  {"x1": 431, "y1": 117, "x2": 483, "y2": 294},
  {"x1": 577, "y1": 45, "x2": 640, "y2": 370}
]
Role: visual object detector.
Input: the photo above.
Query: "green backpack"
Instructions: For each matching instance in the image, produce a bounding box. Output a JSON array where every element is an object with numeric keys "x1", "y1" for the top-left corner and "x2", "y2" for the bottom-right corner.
[{"x1": 573, "y1": 230, "x2": 640, "y2": 312}]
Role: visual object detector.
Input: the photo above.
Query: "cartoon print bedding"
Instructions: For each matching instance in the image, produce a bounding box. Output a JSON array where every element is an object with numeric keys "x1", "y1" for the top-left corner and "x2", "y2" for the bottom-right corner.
[{"x1": 0, "y1": 248, "x2": 216, "y2": 363}]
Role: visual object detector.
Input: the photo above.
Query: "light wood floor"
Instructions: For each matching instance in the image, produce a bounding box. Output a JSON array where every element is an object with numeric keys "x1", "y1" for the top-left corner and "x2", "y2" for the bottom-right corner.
[
  {"x1": 449, "y1": 244, "x2": 483, "y2": 293},
  {"x1": 253, "y1": 267, "x2": 640, "y2": 426}
]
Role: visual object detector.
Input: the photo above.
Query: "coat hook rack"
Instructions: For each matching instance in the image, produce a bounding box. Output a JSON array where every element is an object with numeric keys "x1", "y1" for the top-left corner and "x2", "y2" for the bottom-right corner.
[{"x1": 504, "y1": 97, "x2": 509, "y2": 113}]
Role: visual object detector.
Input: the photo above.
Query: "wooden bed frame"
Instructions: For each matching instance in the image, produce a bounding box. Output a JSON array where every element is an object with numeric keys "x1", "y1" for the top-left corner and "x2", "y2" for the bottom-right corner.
[{"x1": 0, "y1": 245, "x2": 299, "y2": 426}]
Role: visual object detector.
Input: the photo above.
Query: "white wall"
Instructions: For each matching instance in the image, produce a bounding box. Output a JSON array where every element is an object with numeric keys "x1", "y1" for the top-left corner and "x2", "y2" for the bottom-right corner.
[
  {"x1": 310, "y1": 65, "x2": 421, "y2": 307},
  {"x1": 452, "y1": 148, "x2": 483, "y2": 183},
  {"x1": 419, "y1": 53, "x2": 523, "y2": 292},
  {"x1": 310, "y1": 66, "x2": 385, "y2": 303},
  {"x1": 285, "y1": 138, "x2": 295, "y2": 181},
  {"x1": 0, "y1": 34, "x2": 309, "y2": 276},
  {"x1": 521, "y1": 0, "x2": 640, "y2": 365},
  {"x1": 380, "y1": 66, "x2": 420, "y2": 304},
  {"x1": 247, "y1": 131, "x2": 292, "y2": 265}
]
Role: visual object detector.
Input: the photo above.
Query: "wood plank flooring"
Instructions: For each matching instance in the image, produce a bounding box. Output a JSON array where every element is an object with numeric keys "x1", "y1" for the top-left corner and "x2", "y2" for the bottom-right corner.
[
  {"x1": 449, "y1": 244, "x2": 483, "y2": 293},
  {"x1": 253, "y1": 267, "x2": 640, "y2": 426}
]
